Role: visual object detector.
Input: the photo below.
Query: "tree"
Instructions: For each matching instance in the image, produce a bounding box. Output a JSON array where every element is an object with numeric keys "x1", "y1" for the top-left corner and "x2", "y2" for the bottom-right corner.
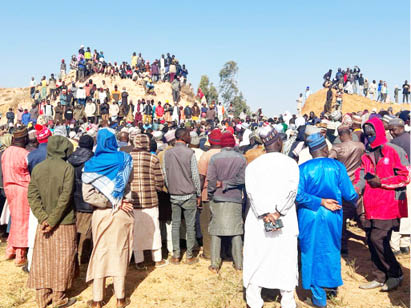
[
  {"x1": 198, "y1": 75, "x2": 219, "y2": 104},
  {"x1": 219, "y1": 61, "x2": 249, "y2": 117}
]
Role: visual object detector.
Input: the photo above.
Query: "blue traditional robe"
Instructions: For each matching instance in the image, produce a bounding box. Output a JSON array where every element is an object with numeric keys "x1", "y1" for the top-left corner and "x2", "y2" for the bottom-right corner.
[{"x1": 296, "y1": 158, "x2": 357, "y2": 305}]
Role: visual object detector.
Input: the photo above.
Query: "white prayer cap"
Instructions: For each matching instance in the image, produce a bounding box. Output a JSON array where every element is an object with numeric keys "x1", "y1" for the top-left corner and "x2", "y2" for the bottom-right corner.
[
  {"x1": 295, "y1": 117, "x2": 306, "y2": 128},
  {"x1": 305, "y1": 125, "x2": 321, "y2": 136},
  {"x1": 241, "y1": 122, "x2": 250, "y2": 130},
  {"x1": 153, "y1": 130, "x2": 164, "y2": 141}
]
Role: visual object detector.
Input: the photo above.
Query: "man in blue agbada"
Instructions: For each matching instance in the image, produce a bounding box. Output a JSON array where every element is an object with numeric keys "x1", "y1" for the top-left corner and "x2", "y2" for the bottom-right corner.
[{"x1": 296, "y1": 132, "x2": 358, "y2": 308}]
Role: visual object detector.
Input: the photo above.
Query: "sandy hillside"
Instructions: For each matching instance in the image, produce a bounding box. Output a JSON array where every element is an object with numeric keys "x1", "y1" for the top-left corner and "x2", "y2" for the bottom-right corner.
[
  {"x1": 0, "y1": 226, "x2": 409, "y2": 308},
  {"x1": 0, "y1": 72, "x2": 196, "y2": 125},
  {"x1": 302, "y1": 88, "x2": 410, "y2": 116}
]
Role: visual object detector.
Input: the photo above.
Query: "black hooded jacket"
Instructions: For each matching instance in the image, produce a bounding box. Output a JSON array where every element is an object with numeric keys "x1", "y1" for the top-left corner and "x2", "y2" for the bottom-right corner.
[{"x1": 68, "y1": 147, "x2": 94, "y2": 213}]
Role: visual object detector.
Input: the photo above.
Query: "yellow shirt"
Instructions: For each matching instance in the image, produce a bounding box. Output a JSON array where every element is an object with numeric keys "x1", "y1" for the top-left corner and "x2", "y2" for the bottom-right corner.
[{"x1": 131, "y1": 56, "x2": 137, "y2": 67}]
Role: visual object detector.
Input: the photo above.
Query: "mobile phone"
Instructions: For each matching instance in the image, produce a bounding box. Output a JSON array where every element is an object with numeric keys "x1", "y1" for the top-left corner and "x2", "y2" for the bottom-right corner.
[
  {"x1": 365, "y1": 172, "x2": 376, "y2": 180},
  {"x1": 264, "y1": 219, "x2": 284, "y2": 232}
]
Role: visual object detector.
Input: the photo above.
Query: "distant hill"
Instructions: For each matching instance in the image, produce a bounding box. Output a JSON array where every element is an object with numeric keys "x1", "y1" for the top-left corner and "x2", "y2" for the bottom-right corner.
[{"x1": 302, "y1": 88, "x2": 409, "y2": 116}]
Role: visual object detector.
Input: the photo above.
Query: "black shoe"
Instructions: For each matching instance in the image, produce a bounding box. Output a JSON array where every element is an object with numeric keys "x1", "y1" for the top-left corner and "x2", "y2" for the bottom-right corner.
[
  {"x1": 400, "y1": 247, "x2": 410, "y2": 254},
  {"x1": 393, "y1": 250, "x2": 401, "y2": 256},
  {"x1": 381, "y1": 276, "x2": 403, "y2": 292},
  {"x1": 324, "y1": 287, "x2": 338, "y2": 299}
]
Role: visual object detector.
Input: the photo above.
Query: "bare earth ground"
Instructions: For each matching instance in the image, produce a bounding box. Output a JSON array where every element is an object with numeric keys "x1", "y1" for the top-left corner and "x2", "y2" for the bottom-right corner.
[{"x1": 0, "y1": 226, "x2": 409, "y2": 308}]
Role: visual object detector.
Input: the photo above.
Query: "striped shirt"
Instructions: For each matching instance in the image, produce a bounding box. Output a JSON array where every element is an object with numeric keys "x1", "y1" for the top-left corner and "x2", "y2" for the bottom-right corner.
[{"x1": 129, "y1": 150, "x2": 164, "y2": 208}]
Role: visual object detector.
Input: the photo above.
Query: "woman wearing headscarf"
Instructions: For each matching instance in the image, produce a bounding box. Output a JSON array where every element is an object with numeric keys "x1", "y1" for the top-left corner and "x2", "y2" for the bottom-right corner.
[
  {"x1": 0, "y1": 133, "x2": 12, "y2": 229},
  {"x1": 82, "y1": 128, "x2": 133, "y2": 308},
  {"x1": 2, "y1": 128, "x2": 30, "y2": 266},
  {"x1": 27, "y1": 135, "x2": 76, "y2": 308}
]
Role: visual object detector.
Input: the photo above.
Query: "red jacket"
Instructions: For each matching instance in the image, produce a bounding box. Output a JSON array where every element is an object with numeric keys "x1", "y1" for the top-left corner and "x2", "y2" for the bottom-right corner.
[
  {"x1": 156, "y1": 106, "x2": 164, "y2": 117},
  {"x1": 354, "y1": 117, "x2": 410, "y2": 220}
]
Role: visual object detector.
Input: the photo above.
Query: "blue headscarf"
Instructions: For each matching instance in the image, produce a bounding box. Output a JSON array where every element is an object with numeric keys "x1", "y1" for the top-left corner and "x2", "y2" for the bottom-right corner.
[{"x1": 82, "y1": 128, "x2": 132, "y2": 211}]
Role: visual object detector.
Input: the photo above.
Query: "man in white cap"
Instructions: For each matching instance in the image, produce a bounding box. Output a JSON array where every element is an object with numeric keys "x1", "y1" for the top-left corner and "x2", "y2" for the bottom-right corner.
[
  {"x1": 244, "y1": 126, "x2": 300, "y2": 308},
  {"x1": 297, "y1": 125, "x2": 332, "y2": 165},
  {"x1": 189, "y1": 131, "x2": 203, "y2": 162}
]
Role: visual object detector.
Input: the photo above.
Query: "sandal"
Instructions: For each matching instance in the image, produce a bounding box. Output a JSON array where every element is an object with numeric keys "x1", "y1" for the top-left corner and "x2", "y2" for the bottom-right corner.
[
  {"x1": 54, "y1": 297, "x2": 76, "y2": 308},
  {"x1": 87, "y1": 300, "x2": 104, "y2": 308},
  {"x1": 155, "y1": 259, "x2": 169, "y2": 268},
  {"x1": 117, "y1": 298, "x2": 131, "y2": 308},
  {"x1": 208, "y1": 265, "x2": 219, "y2": 274}
]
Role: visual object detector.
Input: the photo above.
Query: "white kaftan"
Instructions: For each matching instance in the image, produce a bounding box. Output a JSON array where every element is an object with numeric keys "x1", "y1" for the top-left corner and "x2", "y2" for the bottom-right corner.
[{"x1": 243, "y1": 152, "x2": 299, "y2": 291}]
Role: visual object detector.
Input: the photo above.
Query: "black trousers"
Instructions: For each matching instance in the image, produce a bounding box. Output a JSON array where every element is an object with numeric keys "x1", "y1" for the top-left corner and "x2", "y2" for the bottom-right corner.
[
  {"x1": 341, "y1": 201, "x2": 357, "y2": 251},
  {"x1": 365, "y1": 219, "x2": 402, "y2": 283}
]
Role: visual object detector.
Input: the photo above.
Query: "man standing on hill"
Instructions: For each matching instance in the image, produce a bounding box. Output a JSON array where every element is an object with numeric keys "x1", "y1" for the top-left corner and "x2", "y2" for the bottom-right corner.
[
  {"x1": 111, "y1": 85, "x2": 121, "y2": 104},
  {"x1": 163, "y1": 128, "x2": 201, "y2": 265},
  {"x1": 6, "y1": 108, "x2": 15, "y2": 125},
  {"x1": 172, "y1": 77, "x2": 180, "y2": 103},
  {"x1": 143, "y1": 101, "x2": 153, "y2": 124},
  {"x1": 324, "y1": 87, "x2": 333, "y2": 114},
  {"x1": 296, "y1": 93, "x2": 303, "y2": 116},
  {"x1": 30, "y1": 77, "x2": 36, "y2": 98},
  {"x1": 402, "y1": 80, "x2": 410, "y2": 103},
  {"x1": 304, "y1": 86, "x2": 311, "y2": 102}
]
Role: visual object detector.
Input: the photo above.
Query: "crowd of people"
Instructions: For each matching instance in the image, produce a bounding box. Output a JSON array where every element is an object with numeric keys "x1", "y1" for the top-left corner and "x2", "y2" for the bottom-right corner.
[
  {"x1": 68, "y1": 46, "x2": 188, "y2": 93},
  {"x1": 297, "y1": 67, "x2": 410, "y2": 116},
  {"x1": 0, "y1": 56, "x2": 410, "y2": 308},
  {"x1": 321, "y1": 66, "x2": 410, "y2": 104}
]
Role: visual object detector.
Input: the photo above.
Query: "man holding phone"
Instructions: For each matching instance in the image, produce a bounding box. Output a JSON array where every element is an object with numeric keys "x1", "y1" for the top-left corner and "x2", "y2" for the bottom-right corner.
[
  {"x1": 244, "y1": 126, "x2": 299, "y2": 308},
  {"x1": 355, "y1": 117, "x2": 410, "y2": 292}
]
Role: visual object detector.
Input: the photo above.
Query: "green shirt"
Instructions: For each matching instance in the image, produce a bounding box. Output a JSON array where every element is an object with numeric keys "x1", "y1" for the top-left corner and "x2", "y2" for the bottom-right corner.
[{"x1": 28, "y1": 136, "x2": 75, "y2": 227}]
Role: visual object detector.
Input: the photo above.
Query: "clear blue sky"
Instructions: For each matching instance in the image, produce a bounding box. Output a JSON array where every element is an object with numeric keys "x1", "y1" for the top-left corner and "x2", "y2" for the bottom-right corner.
[{"x1": 0, "y1": 0, "x2": 409, "y2": 115}]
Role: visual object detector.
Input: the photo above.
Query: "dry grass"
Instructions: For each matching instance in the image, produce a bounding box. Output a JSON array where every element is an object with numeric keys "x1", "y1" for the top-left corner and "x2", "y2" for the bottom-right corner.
[{"x1": 0, "y1": 226, "x2": 409, "y2": 308}]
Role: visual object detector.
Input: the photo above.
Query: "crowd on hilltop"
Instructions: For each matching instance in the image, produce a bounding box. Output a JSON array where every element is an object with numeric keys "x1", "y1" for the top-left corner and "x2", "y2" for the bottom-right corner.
[
  {"x1": 67, "y1": 46, "x2": 189, "y2": 92},
  {"x1": 23, "y1": 45, "x2": 190, "y2": 122},
  {"x1": 296, "y1": 66, "x2": 410, "y2": 116},
  {"x1": 321, "y1": 66, "x2": 410, "y2": 104}
]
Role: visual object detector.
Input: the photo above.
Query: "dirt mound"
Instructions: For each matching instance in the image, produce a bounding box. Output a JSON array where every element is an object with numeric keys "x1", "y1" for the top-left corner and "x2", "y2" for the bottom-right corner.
[
  {"x1": 0, "y1": 87, "x2": 31, "y2": 121},
  {"x1": 302, "y1": 88, "x2": 410, "y2": 116},
  {"x1": 0, "y1": 72, "x2": 196, "y2": 125}
]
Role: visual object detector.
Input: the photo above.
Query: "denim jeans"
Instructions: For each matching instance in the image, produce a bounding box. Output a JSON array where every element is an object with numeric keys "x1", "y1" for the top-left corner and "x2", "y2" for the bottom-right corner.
[{"x1": 171, "y1": 197, "x2": 197, "y2": 258}]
